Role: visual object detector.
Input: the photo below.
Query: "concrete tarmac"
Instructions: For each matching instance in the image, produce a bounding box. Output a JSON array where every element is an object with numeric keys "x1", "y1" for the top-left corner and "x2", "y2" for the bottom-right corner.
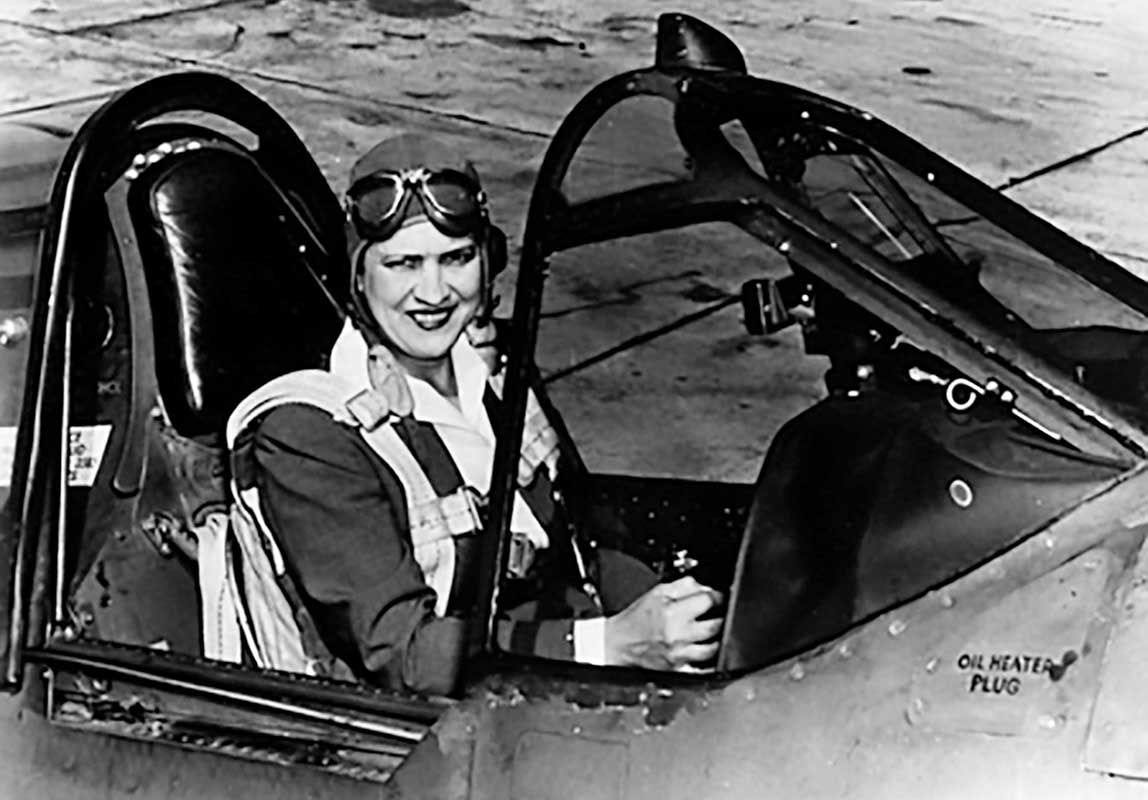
[{"x1": 2, "y1": 0, "x2": 1146, "y2": 479}]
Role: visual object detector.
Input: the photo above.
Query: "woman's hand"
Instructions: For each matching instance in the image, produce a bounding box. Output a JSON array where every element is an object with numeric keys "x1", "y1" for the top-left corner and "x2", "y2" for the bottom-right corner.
[{"x1": 602, "y1": 576, "x2": 724, "y2": 670}]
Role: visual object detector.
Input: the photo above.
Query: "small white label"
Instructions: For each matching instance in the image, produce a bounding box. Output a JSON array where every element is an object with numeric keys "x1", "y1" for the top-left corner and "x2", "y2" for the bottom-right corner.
[
  {"x1": 0, "y1": 427, "x2": 13, "y2": 487},
  {"x1": 0, "y1": 425, "x2": 112, "y2": 487},
  {"x1": 67, "y1": 425, "x2": 112, "y2": 487}
]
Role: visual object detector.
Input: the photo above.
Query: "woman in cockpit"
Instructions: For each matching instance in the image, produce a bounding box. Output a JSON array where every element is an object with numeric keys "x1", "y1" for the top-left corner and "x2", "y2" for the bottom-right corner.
[{"x1": 225, "y1": 134, "x2": 725, "y2": 695}]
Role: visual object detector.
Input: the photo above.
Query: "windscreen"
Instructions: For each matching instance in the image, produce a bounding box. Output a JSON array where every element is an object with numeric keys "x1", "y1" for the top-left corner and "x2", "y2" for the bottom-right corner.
[
  {"x1": 560, "y1": 94, "x2": 693, "y2": 206},
  {"x1": 795, "y1": 142, "x2": 1148, "y2": 425},
  {"x1": 532, "y1": 86, "x2": 1135, "y2": 672},
  {"x1": 0, "y1": 123, "x2": 66, "y2": 515},
  {"x1": 542, "y1": 96, "x2": 823, "y2": 481},
  {"x1": 0, "y1": 249, "x2": 31, "y2": 516},
  {"x1": 800, "y1": 147, "x2": 1148, "y2": 329}
]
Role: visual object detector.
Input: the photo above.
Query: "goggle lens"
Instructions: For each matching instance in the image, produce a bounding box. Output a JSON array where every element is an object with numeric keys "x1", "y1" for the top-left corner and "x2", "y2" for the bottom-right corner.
[
  {"x1": 347, "y1": 168, "x2": 485, "y2": 241},
  {"x1": 348, "y1": 175, "x2": 403, "y2": 228},
  {"x1": 422, "y1": 170, "x2": 482, "y2": 218}
]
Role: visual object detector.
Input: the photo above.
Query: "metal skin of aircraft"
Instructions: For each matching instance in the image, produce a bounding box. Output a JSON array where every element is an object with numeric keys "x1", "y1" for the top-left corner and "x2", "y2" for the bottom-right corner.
[{"x1": 6, "y1": 11, "x2": 1148, "y2": 800}]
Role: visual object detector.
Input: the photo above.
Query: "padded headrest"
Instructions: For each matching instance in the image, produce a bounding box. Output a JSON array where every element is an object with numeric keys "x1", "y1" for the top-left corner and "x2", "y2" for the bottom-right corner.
[{"x1": 128, "y1": 144, "x2": 346, "y2": 437}]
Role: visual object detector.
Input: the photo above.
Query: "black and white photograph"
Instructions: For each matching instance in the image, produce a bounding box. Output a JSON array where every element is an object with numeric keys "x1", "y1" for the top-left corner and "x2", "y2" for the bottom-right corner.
[{"x1": 1, "y1": 1, "x2": 1146, "y2": 797}]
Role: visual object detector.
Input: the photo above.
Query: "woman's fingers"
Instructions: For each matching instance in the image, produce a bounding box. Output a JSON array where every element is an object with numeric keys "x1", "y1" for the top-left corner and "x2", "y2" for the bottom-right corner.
[
  {"x1": 688, "y1": 616, "x2": 724, "y2": 643},
  {"x1": 671, "y1": 641, "x2": 719, "y2": 666},
  {"x1": 666, "y1": 610, "x2": 722, "y2": 645},
  {"x1": 666, "y1": 598, "x2": 724, "y2": 648},
  {"x1": 659, "y1": 575, "x2": 705, "y2": 601},
  {"x1": 666, "y1": 587, "x2": 723, "y2": 621},
  {"x1": 604, "y1": 577, "x2": 728, "y2": 670}
]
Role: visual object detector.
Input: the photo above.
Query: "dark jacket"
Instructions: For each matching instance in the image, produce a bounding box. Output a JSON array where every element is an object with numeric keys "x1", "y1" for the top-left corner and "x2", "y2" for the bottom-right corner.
[{"x1": 241, "y1": 403, "x2": 608, "y2": 695}]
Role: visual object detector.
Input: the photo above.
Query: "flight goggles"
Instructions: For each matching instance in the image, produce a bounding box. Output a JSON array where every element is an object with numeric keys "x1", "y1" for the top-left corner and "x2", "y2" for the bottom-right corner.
[{"x1": 346, "y1": 167, "x2": 487, "y2": 242}]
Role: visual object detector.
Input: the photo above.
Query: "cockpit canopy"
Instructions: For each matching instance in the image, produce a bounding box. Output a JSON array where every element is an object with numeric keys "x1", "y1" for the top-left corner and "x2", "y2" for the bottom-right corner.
[{"x1": 496, "y1": 14, "x2": 1148, "y2": 670}]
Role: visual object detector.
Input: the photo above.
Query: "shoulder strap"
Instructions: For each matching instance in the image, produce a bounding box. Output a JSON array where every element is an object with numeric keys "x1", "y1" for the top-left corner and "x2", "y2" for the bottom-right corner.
[
  {"x1": 393, "y1": 417, "x2": 466, "y2": 497},
  {"x1": 486, "y1": 374, "x2": 561, "y2": 488},
  {"x1": 226, "y1": 369, "x2": 481, "y2": 614},
  {"x1": 225, "y1": 368, "x2": 365, "y2": 448},
  {"x1": 486, "y1": 375, "x2": 602, "y2": 611}
]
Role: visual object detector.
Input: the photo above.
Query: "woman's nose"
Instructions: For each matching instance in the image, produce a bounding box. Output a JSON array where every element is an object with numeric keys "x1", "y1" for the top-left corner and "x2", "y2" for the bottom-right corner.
[{"x1": 413, "y1": 259, "x2": 448, "y2": 304}]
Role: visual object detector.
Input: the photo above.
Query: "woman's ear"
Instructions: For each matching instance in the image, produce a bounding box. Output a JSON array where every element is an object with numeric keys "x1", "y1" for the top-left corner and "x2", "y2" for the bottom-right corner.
[
  {"x1": 465, "y1": 317, "x2": 500, "y2": 372},
  {"x1": 354, "y1": 254, "x2": 366, "y2": 293}
]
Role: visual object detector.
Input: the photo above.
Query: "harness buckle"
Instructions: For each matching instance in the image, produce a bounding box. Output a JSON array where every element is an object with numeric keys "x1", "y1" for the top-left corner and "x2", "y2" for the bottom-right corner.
[
  {"x1": 506, "y1": 531, "x2": 537, "y2": 579},
  {"x1": 435, "y1": 485, "x2": 488, "y2": 537}
]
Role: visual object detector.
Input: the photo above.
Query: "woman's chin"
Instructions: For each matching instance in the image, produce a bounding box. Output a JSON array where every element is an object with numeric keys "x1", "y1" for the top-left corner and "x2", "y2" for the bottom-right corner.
[{"x1": 391, "y1": 327, "x2": 461, "y2": 362}]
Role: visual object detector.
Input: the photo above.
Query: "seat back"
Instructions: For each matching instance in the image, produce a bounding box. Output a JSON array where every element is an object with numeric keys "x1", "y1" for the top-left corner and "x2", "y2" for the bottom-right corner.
[
  {"x1": 127, "y1": 138, "x2": 345, "y2": 436},
  {"x1": 36, "y1": 73, "x2": 349, "y2": 659}
]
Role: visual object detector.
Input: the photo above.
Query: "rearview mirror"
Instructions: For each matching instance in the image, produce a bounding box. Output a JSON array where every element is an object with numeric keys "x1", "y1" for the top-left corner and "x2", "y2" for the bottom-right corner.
[{"x1": 740, "y1": 276, "x2": 811, "y2": 335}]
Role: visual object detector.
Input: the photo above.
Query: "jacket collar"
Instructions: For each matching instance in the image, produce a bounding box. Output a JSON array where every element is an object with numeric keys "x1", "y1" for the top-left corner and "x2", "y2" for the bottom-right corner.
[{"x1": 329, "y1": 319, "x2": 490, "y2": 431}]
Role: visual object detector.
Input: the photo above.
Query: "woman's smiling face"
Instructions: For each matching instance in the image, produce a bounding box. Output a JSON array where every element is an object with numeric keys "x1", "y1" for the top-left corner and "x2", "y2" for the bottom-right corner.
[{"x1": 359, "y1": 219, "x2": 482, "y2": 363}]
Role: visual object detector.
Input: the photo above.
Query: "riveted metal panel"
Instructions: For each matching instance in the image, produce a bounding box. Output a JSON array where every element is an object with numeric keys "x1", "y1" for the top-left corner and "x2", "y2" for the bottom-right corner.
[
  {"x1": 511, "y1": 731, "x2": 628, "y2": 800},
  {"x1": 907, "y1": 547, "x2": 1113, "y2": 736},
  {"x1": 1084, "y1": 533, "x2": 1148, "y2": 777}
]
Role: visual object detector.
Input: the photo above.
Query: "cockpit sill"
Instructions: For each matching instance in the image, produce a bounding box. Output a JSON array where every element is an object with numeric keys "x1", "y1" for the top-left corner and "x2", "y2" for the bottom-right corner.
[{"x1": 19, "y1": 447, "x2": 1145, "y2": 780}]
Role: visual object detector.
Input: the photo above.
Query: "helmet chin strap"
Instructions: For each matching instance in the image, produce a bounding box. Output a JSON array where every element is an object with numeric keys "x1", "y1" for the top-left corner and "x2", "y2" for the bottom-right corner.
[
  {"x1": 474, "y1": 226, "x2": 498, "y2": 325},
  {"x1": 348, "y1": 242, "x2": 387, "y2": 348}
]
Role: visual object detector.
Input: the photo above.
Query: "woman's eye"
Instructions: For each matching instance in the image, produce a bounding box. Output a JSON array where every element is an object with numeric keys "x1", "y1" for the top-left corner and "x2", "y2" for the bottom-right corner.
[
  {"x1": 441, "y1": 245, "x2": 478, "y2": 266},
  {"x1": 381, "y1": 257, "x2": 420, "y2": 270}
]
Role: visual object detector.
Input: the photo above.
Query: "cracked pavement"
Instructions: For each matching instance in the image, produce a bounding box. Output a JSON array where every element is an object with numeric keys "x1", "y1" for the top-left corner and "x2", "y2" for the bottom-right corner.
[{"x1": 4, "y1": 0, "x2": 1147, "y2": 256}]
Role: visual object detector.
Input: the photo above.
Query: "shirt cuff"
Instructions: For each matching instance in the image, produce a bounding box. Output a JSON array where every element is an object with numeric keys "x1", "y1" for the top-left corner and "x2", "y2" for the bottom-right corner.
[{"x1": 572, "y1": 617, "x2": 606, "y2": 666}]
